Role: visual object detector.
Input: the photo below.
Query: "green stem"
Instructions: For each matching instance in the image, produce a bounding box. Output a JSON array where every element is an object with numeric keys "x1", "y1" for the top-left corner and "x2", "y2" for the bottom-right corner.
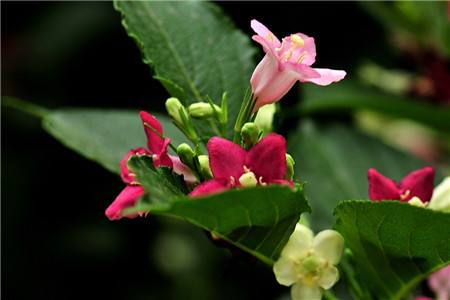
[
  {"x1": 323, "y1": 290, "x2": 340, "y2": 300},
  {"x1": 2, "y1": 96, "x2": 49, "y2": 118}
]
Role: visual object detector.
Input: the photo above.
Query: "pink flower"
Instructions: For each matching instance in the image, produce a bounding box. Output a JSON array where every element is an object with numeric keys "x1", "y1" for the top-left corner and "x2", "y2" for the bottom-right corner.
[
  {"x1": 428, "y1": 265, "x2": 450, "y2": 300},
  {"x1": 106, "y1": 112, "x2": 194, "y2": 220},
  {"x1": 190, "y1": 134, "x2": 293, "y2": 197},
  {"x1": 367, "y1": 167, "x2": 435, "y2": 202},
  {"x1": 250, "y1": 19, "x2": 346, "y2": 110}
]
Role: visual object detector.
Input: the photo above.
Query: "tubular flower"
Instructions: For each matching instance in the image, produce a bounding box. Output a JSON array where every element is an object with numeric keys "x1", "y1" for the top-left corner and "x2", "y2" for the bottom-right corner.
[
  {"x1": 273, "y1": 224, "x2": 344, "y2": 300},
  {"x1": 190, "y1": 133, "x2": 293, "y2": 197},
  {"x1": 250, "y1": 19, "x2": 346, "y2": 110},
  {"x1": 106, "y1": 112, "x2": 195, "y2": 220},
  {"x1": 367, "y1": 167, "x2": 435, "y2": 203},
  {"x1": 428, "y1": 265, "x2": 450, "y2": 300}
]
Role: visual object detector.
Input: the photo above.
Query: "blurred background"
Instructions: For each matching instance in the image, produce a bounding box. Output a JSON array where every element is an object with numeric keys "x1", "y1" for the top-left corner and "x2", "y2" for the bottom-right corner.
[{"x1": 2, "y1": 2, "x2": 449, "y2": 299}]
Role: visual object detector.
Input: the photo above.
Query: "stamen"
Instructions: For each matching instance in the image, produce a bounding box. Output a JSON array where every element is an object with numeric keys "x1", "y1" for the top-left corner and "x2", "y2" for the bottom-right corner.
[
  {"x1": 296, "y1": 52, "x2": 306, "y2": 64},
  {"x1": 243, "y1": 165, "x2": 251, "y2": 173},
  {"x1": 258, "y1": 176, "x2": 267, "y2": 186},
  {"x1": 400, "y1": 190, "x2": 411, "y2": 200},
  {"x1": 229, "y1": 176, "x2": 236, "y2": 186},
  {"x1": 291, "y1": 34, "x2": 305, "y2": 47}
]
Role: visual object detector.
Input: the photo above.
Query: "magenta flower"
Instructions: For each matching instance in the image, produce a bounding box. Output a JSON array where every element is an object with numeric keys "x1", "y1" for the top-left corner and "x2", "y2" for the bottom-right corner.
[
  {"x1": 106, "y1": 112, "x2": 194, "y2": 220},
  {"x1": 190, "y1": 134, "x2": 293, "y2": 197},
  {"x1": 367, "y1": 167, "x2": 435, "y2": 202},
  {"x1": 428, "y1": 265, "x2": 450, "y2": 300},
  {"x1": 250, "y1": 19, "x2": 346, "y2": 110}
]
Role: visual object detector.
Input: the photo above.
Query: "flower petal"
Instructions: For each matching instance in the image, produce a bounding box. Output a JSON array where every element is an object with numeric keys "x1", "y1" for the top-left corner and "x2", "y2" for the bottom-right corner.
[
  {"x1": 291, "y1": 283, "x2": 322, "y2": 300},
  {"x1": 251, "y1": 54, "x2": 279, "y2": 97},
  {"x1": 252, "y1": 68, "x2": 299, "y2": 110},
  {"x1": 429, "y1": 177, "x2": 450, "y2": 212},
  {"x1": 246, "y1": 133, "x2": 286, "y2": 182},
  {"x1": 368, "y1": 168, "x2": 400, "y2": 201},
  {"x1": 303, "y1": 68, "x2": 346, "y2": 86},
  {"x1": 313, "y1": 230, "x2": 344, "y2": 265},
  {"x1": 169, "y1": 155, "x2": 197, "y2": 185},
  {"x1": 281, "y1": 224, "x2": 314, "y2": 260},
  {"x1": 153, "y1": 138, "x2": 173, "y2": 168},
  {"x1": 140, "y1": 111, "x2": 166, "y2": 154},
  {"x1": 250, "y1": 19, "x2": 281, "y2": 54},
  {"x1": 318, "y1": 265, "x2": 340, "y2": 289},
  {"x1": 428, "y1": 265, "x2": 450, "y2": 300},
  {"x1": 189, "y1": 179, "x2": 229, "y2": 197},
  {"x1": 120, "y1": 148, "x2": 150, "y2": 184},
  {"x1": 400, "y1": 166, "x2": 435, "y2": 202},
  {"x1": 105, "y1": 185, "x2": 145, "y2": 221},
  {"x1": 208, "y1": 137, "x2": 246, "y2": 180},
  {"x1": 271, "y1": 179, "x2": 295, "y2": 188},
  {"x1": 273, "y1": 256, "x2": 297, "y2": 286}
]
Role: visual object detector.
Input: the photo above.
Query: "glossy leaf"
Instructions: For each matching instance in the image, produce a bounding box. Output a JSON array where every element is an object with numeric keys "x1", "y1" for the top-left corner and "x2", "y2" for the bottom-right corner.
[
  {"x1": 335, "y1": 200, "x2": 450, "y2": 300},
  {"x1": 114, "y1": 1, "x2": 256, "y2": 137},
  {"x1": 288, "y1": 120, "x2": 431, "y2": 231},
  {"x1": 42, "y1": 109, "x2": 186, "y2": 174},
  {"x1": 127, "y1": 154, "x2": 311, "y2": 265}
]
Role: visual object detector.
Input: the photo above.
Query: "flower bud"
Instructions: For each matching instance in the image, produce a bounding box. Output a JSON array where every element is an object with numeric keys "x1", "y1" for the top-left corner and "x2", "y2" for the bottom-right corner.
[
  {"x1": 176, "y1": 143, "x2": 195, "y2": 168},
  {"x1": 197, "y1": 155, "x2": 213, "y2": 180},
  {"x1": 285, "y1": 154, "x2": 295, "y2": 180},
  {"x1": 188, "y1": 102, "x2": 222, "y2": 119},
  {"x1": 254, "y1": 103, "x2": 276, "y2": 134},
  {"x1": 241, "y1": 122, "x2": 261, "y2": 148},
  {"x1": 165, "y1": 97, "x2": 199, "y2": 143},
  {"x1": 165, "y1": 97, "x2": 185, "y2": 125}
]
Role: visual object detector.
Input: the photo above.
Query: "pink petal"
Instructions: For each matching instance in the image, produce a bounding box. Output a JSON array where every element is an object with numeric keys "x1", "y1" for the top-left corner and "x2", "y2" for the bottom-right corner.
[
  {"x1": 105, "y1": 185, "x2": 145, "y2": 221},
  {"x1": 169, "y1": 155, "x2": 197, "y2": 185},
  {"x1": 428, "y1": 265, "x2": 450, "y2": 300},
  {"x1": 189, "y1": 179, "x2": 229, "y2": 197},
  {"x1": 152, "y1": 138, "x2": 173, "y2": 168},
  {"x1": 279, "y1": 33, "x2": 316, "y2": 66},
  {"x1": 368, "y1": 168, "x2": 400, "y2": 201},
  {"x1": 251, "y1": 54, "x2": 279, "y2": 97},
  {"x1": 414, "y1": 297, "x2": 432, "y2": 300},
  {"x1": 250, "y1": 19, "x2": 281, "y2": 54},
  {"x1": 120, "y1": 148, "x2": 150, "y2": 184},
  {"x1": 253, "y1": 68, "x2": 299, "y2": 111},
  {"x1": 303, "y1": 68, "x2": 346, "y2": 86},
  {"x1": 208, "y1": 137, "x2": 246, "y2": 180},
  {"x1": 400, "y1": 167, "x2": 435, "y2": 202},
  {"x1": 246, "y1": 133, "x2": 286, "y2": 182},
  {"x1": 295, "y1": 33, "x2": 316, "y2": 66},
  {"x1": 139, "y1": 111, "x2": 166, "y2": 154}
]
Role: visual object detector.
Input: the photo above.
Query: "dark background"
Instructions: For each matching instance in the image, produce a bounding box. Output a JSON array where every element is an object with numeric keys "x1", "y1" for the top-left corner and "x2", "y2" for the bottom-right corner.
[{"x1": 3, "y1": 2, "x2": 384, "y2": 299}]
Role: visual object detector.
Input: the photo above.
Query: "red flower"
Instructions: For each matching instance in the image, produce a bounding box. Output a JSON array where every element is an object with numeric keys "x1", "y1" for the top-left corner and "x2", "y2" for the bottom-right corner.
[
  {"x1": 368, "y1": 167, "x2": 435, "y2": 202},
  {"x1": 190, "y1": 134, "x2": 293, "y2": 197}
]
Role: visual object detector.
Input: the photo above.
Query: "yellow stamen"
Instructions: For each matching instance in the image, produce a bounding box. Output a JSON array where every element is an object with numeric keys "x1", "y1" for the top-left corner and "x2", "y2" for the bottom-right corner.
[{"x1": 291, "y1": 34, "x2": 305, "y2": 47}]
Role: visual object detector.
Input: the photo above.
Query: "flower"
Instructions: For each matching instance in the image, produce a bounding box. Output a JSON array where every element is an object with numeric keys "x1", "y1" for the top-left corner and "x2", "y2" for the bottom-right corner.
[
  {"x1": 367, "y1": 167, "x2": 435, "y2": 203},
  {"x1": 250, "y1": 19, "x2": 346, "y2": 111},
  {"x1": 190, "y1": 133, "x2": 293, "y2": 196},
  {"x1": 106, "y1": 112, "x2": 195, "y2": 220},
  {"x1": 428, "y1": 177, "x2": 450, "y2": 212},
  {"x1": 273, "y1": 224, "x2": 344, "y2": 300},
  {"x1": 428, "y1": 265, "x2": 450, "y2": 300}
]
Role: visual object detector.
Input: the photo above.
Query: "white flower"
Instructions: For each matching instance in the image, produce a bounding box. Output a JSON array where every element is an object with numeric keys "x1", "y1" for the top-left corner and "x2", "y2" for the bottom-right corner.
[
  {"x1": 428, "y1": 177, "x2": 450, "y2": 212},
  {"x1": 273, "y1": 224, "x2": 344, "y2": 300}
]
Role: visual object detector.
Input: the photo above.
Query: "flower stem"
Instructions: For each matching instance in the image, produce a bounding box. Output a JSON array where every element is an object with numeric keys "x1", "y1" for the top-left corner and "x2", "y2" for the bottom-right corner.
[
  {"x1": 323, "y1": 290, "x2": 340, "y2": 300},
  {"x1": 233, "y1": 88, "x2": 255, "y2": 144}
]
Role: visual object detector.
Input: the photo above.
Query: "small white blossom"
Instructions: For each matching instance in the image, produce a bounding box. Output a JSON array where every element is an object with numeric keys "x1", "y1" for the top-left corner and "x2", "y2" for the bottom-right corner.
[
  {"x1": 273, "y1": 224, "x2": 344, "y2": 300},
  {"x1": 428, "y1": 177, "x2": 450, "y2": 213}
]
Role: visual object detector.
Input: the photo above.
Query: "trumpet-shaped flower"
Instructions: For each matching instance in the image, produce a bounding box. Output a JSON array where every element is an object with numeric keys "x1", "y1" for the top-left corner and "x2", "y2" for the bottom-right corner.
[
  {"x1": 368, "y1": 167, "x2": 435, "y2": 202},
  {"x1": 428, "y1": 177, "x2": 450, "y2": 212},
  {"x1": 190, "y1": 134, "x2": 293, "y2": 196},
  {"x1": 106, "y1": 112, "x2": 194, "y2": 220},
  {"x1": 273, "y1": 224, "x2": 344, "y2": 300},
  {"x1": 250, "y1": 20, "x2": 346, "y2": 110}
]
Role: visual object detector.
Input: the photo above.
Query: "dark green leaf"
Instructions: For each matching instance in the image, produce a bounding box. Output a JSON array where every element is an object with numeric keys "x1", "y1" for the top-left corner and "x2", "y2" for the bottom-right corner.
[
  {"x1": 299, "y1": 81, "x2": 450, "y2": 132},
  {"x1": 127, "y1": 157, "x2": 310, "y2": 265},
  {"x1": 114, "y1": 1, "x2": 256, "y2": 137},
  {"x1": 335, "y1": 200, "x2": 450, "y2": 300},
  {"x1": 42, "y1": 109, "x2": 186, "y2": 174},
  {"x1": 288, "y1": 120, "x2": 433, "y2": 231}
]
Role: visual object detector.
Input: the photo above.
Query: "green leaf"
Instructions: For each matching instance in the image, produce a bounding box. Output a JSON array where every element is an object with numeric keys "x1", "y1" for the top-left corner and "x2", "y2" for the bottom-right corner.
[
  {"x1": 334, "y1": 200, "x2": 450, "y2": 300},
  {"x1": 114, "y1": 1, "x2": 256, "y2": 137},
  {"x1": 299, "y1": 81, "x2": 450, "y2": 132},
  {"x1": 127, "y1": 155, "x2": 311, "y2": 265},
  {"x1": 288, "y1": 120, "x2": 431, "y2": 231},
  {"x1": 42, "y1": 109, "x2": 186, "y2": 174}
]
